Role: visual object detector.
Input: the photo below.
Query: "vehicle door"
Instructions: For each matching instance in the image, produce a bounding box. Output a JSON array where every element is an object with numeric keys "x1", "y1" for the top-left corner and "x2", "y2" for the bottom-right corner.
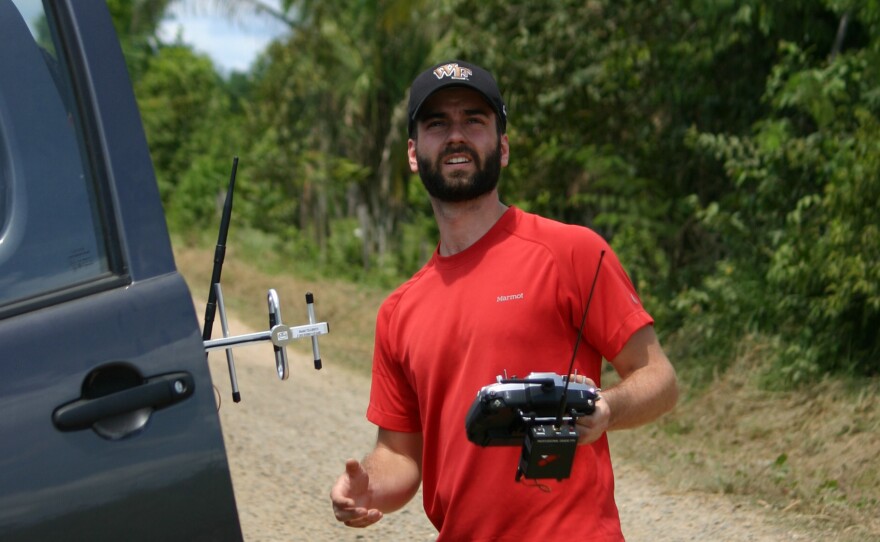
[{"x1": 0, "y1": 1, "x2": 241, "y2": 540}]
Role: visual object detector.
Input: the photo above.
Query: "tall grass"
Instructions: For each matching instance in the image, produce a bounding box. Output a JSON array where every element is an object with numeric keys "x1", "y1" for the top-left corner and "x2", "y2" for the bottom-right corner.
[{"x1": 611, "y1": 336, "x2": 880, "y2": 541}]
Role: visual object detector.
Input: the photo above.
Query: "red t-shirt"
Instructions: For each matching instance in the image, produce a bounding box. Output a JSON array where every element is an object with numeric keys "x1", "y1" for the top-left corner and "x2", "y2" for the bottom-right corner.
[{"x1": 367, "y1": 207, "x2": 653, "y2": 541}]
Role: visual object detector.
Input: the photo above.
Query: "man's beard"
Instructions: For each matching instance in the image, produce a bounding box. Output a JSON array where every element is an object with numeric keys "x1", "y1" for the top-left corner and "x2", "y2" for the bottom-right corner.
[{"x1": 416, "y1": 142, "x2": 502, "y2": 203}]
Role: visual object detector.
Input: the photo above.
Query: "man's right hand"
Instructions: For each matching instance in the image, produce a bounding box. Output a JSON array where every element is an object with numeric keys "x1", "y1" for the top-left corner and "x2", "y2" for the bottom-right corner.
[{"x1": 330, "y1": 458, "x2": 384, "y2": 528}]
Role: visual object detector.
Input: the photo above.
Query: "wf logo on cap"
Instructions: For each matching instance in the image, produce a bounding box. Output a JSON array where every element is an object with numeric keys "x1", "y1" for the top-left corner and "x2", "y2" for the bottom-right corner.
[{"x1": 433, "y1": 63, "x2": 472, "y2": 81}]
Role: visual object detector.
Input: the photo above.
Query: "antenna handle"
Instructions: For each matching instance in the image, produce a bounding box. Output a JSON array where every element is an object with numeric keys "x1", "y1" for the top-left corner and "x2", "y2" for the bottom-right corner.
[
  {"x1": 268, "y1": 289, "x2": 290, "y2": 380},
  {"x1": 214, "y1": 283, "x2": 241, "y2": 402}
]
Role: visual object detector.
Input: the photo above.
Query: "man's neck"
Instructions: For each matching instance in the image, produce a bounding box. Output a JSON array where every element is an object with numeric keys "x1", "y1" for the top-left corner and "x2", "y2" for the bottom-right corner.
[{"x1": 431, "y1": 192, "x2": 508, "y2": 257}]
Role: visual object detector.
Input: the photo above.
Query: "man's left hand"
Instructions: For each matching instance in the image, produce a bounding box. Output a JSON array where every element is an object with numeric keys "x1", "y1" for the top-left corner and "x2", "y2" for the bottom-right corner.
[{"x1": 570, "y1": 376, "x2": 610, "y2": 444}]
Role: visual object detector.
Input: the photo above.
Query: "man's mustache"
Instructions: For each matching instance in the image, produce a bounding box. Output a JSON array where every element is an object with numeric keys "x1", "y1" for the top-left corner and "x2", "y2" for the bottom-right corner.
[{"x1": 440, "y1": 145, "x2": 479, "y2": 163}]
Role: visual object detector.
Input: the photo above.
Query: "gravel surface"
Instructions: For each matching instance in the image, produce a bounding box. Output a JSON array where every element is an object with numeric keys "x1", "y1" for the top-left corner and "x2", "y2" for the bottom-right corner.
[{"x1": 206, "y1": 314, "x2": 816, "y2": 541}]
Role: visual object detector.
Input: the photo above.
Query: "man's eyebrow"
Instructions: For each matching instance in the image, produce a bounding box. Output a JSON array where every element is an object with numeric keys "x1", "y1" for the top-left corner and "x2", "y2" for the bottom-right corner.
[
  {"x1": 421, "y1": 111, "x2": 447, "y2": 122},
  {"x1": 420, "y1": 107, "x2": 490, "y2": 122},
  {"x1": 464, "y1": 107, "x2": 491, "y2": 117}
]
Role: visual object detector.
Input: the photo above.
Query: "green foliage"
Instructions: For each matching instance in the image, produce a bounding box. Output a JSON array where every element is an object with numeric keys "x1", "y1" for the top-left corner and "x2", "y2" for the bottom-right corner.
[
  {"x1": 105, "y1": 0, "x2": 173, "y2": 80},
  {"x1": 134, "y1": 46, "x2": 229, "y2": 202},
  {"x1": 686, "y1": 37, "x2": 880, "y2": 385},
  {"x1": 117, "y1": 0, "x2": 880, "y2": 389},
  {"x1": 447, "y1": 0, "x2": 877, "y2": 387},
  {"x1": 236, "y1": 1, "x2": 447, "y2": 274}
]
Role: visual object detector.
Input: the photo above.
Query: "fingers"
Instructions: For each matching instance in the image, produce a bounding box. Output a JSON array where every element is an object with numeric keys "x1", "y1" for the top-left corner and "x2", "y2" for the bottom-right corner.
[
  {"x1": 567, "y1": 373, "x2": 596, "y2": 388},
  {"x1": 330, "y1": 478, "x2": 354, "y2": 511},
  {"x1": 575, "y1": 395, "x2": 610, "y2": 444},
  {"x1": 345, "y1": 458, "x2": 364, "y2": 478},
  {"x1": 335, "y1": 505, "x2": 383, "y2": 528},
  {"x1": 565, "y1": 375, "x2": 608, "y2": 444},
  {"x1": 331, "y1": 458, "x2": 383, "y2": 528},
  {"x1": 344, "y1": 509, "x2": 383, "y2": 528},
  {"x1": 330, "y1": 459, "x2": 359, "y2": 518}
]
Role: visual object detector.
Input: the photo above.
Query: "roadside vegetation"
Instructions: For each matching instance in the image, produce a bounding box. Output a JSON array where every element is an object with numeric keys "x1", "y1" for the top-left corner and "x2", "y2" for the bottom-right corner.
[
  {"x1": 108, "y1": 0, "x2": 878, "y2": 538},
  {"x1": 174, "y1": 230, "x2": 878, "y2": 541}
]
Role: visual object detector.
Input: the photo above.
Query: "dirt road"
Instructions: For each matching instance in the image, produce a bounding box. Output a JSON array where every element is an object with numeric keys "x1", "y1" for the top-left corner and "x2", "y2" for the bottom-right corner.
[{"x1": 206, "y1": 317, "x2": 813, "y2": 541}]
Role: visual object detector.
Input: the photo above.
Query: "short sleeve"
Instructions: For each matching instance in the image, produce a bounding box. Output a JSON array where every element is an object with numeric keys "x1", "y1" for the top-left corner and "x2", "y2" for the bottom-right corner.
[{"x1": 366, "y1": 299, "x2": 422, "y2": 432}]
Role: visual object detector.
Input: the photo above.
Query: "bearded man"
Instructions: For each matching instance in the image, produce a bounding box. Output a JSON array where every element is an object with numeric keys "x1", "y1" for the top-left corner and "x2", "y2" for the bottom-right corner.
[{"x1": 331, "y1": 60, "x2": 678, "y2": 541}]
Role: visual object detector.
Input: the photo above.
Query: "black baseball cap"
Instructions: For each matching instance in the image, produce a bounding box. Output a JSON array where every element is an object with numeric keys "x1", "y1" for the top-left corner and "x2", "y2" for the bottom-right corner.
[{"x1": 407, "y1": 60, "x2": 507, "y2": 137}]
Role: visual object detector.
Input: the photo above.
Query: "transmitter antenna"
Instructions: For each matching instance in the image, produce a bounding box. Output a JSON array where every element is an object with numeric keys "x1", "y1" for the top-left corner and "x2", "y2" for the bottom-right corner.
[{"x1": 555, "y1": 250, "x2": 605, "y2": 426}]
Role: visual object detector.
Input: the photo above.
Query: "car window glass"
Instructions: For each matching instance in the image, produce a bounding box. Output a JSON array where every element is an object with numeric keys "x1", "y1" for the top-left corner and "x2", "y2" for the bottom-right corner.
[{"x1": 1, "y1": 0, "x2": 112, "y2": 309}]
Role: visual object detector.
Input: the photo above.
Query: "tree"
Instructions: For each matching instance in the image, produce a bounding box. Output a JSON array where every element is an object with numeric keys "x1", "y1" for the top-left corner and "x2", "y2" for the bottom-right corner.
[
  {"x1": 105, "y1": 0, "x2": 174, "y2": 80},
  {"x1": 679, "y1": 0, "x2": 880, "y2": 384},
  {"x1": 109, "y1": 0, "x2": 256, "y2": 231},
  {"x1": 243, "y1": 0, "x2": 451, "y2": 276},
  {"x1": 134, "y1": 45, "x2": 233, "y2": 211}
]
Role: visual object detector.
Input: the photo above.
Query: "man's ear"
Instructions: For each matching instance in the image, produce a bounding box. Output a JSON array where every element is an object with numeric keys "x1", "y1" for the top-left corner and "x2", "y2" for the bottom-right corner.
[
  {"x1": 407, "y1": 139, "x2": 419, "y2": 173},
  {"x1": 500, "y1": 134, "x2": 510, "y2": 168}
]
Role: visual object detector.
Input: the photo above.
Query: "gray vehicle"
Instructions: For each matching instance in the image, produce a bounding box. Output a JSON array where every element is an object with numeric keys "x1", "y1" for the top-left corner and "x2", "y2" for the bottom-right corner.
[{"x1": 0, "y1": 1, "x2": 242, "y2": 539}]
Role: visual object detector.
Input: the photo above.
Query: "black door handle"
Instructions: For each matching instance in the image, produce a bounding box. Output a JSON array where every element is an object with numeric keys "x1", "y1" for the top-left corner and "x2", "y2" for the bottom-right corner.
[{"x1": 53, "y1": 372, "x2": 194, "y2": 432}]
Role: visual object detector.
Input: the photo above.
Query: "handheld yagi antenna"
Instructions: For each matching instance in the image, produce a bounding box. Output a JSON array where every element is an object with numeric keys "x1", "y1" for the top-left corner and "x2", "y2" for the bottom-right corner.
[{"x1": 200, "y1": 156, "x2": 329, "y2": 404}]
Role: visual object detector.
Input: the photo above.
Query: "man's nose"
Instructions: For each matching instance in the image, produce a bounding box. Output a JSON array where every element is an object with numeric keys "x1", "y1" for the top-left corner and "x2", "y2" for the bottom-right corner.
[{"x1": 444, "y1": 119, "x2": 468, "y2": 143}]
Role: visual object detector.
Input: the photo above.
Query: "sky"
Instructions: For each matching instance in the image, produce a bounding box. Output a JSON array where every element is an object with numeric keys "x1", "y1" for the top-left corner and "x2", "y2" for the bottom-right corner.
[
  {"x1": 11, "y1": 0, "x2": 287, "y2": 74},
  {"x1": 157, "y1": 1, "x2": 289, "y2": 74}
]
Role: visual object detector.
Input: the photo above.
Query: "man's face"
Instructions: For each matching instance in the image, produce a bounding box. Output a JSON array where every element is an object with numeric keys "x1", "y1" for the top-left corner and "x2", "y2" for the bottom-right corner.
[{"x1": 408, "y1": 87, "x2": 509, "y2": 202}]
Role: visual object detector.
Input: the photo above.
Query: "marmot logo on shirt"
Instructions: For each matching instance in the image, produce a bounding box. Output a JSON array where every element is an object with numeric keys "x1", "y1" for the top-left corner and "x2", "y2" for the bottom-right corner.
[{"x1": 497, "y1": 293, "x2": 524, "y2": 303}]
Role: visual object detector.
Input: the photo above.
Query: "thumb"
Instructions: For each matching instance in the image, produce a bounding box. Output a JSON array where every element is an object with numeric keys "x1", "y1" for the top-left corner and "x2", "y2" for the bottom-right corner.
[
  {"x1": 332, "y1": 459, "x2": 367, "y2": 506},
  {"x1": 345, "y1": 458, "x2": 365, "y2": 478},
  {"x1": 344, "y1": 458, "x2": 371, "y2": 497}
]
